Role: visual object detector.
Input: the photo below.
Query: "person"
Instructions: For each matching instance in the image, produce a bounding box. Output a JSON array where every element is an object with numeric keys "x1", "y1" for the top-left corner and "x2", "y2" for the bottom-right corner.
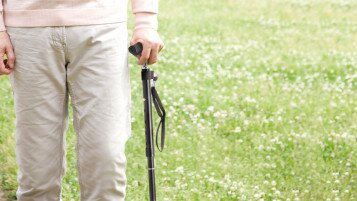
[{"x1": 0, "y1": 0, "x2": 164, "y2": 200}]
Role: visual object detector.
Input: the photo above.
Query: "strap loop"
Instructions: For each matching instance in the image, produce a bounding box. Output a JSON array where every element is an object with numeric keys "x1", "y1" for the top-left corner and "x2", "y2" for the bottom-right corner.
[{"x1": 151, "y1": 82, "x2": 166, "y2": 152}]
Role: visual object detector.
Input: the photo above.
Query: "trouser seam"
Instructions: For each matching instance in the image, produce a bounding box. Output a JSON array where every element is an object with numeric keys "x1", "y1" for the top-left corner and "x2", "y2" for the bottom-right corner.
[{"x1": 62, "y1": 26, "x2": 70, "y2": 63}]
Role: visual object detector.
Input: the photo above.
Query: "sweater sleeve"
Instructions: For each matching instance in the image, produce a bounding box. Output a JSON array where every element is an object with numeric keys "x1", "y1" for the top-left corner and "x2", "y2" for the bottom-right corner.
[
  {"x1": 131, "y1": 0, "x2": 158, "y2": 31},
  {"x1": 0, "y1": 2, "x2": 5, "y2": 31}
]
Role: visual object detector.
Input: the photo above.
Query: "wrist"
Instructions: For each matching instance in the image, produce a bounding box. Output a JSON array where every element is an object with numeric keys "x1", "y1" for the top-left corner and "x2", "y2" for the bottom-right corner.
[{"x1": 134, "y1": 12, "x2": 158, "y2": 32}]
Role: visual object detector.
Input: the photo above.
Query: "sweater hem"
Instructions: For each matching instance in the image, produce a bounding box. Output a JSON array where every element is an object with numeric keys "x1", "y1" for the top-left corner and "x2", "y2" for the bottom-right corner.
[{"x1": 4, "y1": 7, "x2": 127, "y2": 27}]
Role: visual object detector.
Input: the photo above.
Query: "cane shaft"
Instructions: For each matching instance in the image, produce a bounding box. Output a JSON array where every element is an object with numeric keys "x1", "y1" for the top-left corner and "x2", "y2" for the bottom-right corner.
[{"x1": 142, "y1": 68, "x2": 156, "y2": 201}]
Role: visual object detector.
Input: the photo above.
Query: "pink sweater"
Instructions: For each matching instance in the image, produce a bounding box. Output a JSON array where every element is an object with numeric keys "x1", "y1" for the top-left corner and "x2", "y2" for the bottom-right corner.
[{"x1": 0, "y1": 0, "x2": 158, "y2": 32}]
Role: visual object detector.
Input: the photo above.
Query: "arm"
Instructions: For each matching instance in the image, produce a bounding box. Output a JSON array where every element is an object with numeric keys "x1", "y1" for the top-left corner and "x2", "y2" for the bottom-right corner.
[
  {"x1": 132, "y1": 0, "x2": 158, "y2": 31},
  {"x1": 130, "y1": 0, "x2": 164, "y2": 65},
  {"x1": 0, "y1": 1, "x2": 16, "y2": 75}
]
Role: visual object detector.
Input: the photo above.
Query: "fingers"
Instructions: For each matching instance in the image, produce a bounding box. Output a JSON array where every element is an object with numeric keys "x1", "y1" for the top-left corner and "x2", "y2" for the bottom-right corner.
[
  {"x1": 0, "y1": 42, "x2": 15, "y2": 75},
  {"x1": 138, "y1": 44, "x2": 151, "y2": 65},
  {"x1": 130, "y1": 38, "x2": 144, "y2": 61},
  {"x1": 0, "y1": 58, "x2": 13, "y2": 75},
  {"x1": 149, "y1": 41, "x2": 165, "y2": 65},
  {"x1": 0, "y1": 32, "x2": 15, "y2": 75},
  {"x1": 132, "y1": 38, "x2": 151, "y2": 65},
  {"x1": 135, "y1": 42, "x2": 162, "y2": 65},
  {"x1": 5, "y1": 44, "x2": 15, "y2": 69},
  {"x1": 130, "y1": 30, "x2": 165, "y2": 65},
  {"x1": 0, "y1": 48, "x2": 10, "y2": 75},
  {"x1": 148, "y1": 45, "x2": 159, "y2": 65}
]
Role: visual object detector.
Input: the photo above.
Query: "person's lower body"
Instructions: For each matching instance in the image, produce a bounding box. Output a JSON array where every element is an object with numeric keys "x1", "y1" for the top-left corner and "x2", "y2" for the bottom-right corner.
[{"x1": 6, "y1": 21, "x2": 131, "y2": 201}]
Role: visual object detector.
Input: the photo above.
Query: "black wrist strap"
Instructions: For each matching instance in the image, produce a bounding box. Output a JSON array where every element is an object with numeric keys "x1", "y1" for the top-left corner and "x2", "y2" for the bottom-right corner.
[{"x1": 151, "y1": 86, "x2": 166, "y2": 152}]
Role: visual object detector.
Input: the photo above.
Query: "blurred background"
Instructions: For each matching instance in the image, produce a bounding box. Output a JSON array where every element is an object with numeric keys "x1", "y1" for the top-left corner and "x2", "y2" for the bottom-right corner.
[{"x1": 1, "y1": 0, "x2": 356, "y2": 200}]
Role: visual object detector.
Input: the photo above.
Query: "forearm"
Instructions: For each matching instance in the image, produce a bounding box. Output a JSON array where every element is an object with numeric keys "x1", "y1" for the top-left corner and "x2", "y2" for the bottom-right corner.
[{"x1": 131, "y1": 0, "x2": 158, "y2": 31}]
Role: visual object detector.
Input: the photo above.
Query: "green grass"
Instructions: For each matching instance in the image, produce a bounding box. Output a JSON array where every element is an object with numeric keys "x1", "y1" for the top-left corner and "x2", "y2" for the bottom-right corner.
[{"x1": 1, "y1": 0, "x2": 357, "y2": 200}]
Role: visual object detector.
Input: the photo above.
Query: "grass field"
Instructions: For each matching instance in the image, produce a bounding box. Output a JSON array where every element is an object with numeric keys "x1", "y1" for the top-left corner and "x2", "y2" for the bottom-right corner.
[{"x1": 1, "y1": 0, "x2": 356, "y2": 200}]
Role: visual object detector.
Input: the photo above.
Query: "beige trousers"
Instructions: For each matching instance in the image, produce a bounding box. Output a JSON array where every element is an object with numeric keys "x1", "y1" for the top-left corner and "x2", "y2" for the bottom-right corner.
[{"x1": 6, "y1": 22, "x2": 131, "y2": 201}]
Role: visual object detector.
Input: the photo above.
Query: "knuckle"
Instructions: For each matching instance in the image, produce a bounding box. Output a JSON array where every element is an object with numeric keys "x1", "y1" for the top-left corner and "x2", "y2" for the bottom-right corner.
[
  {"x1": 8, "y1": 55, "x2": 15, "y2": 60},
  {"x1": 152, "y1": 41, "x2": 158, "y2": 47},
  {"x1": 150, "y1": 56, "x2": 157, "y2": 61},
  {"x1": 6, "y1": 47, "x2": 14, "y2": 53},
  {"x1": 150, "y1": 57, "x2": 157, "y2": 63}
]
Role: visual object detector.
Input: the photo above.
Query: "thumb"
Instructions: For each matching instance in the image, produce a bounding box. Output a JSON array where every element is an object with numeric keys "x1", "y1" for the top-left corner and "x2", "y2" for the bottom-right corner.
[
  {"x1": 130, "y1": 38, "x2": 145, "y2": 59},
  {"x1": 130, "y1": 38, "x2": 144, "y2": 47}
]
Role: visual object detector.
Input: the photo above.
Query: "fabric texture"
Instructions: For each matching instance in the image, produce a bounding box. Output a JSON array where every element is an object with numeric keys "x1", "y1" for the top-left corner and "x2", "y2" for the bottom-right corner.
[
  {"x1": 7, "y1": 21, "x2": 132, "y2": 200},
  {"x1": 0, "y1": 0, "x2": 159, "y2": 31}
]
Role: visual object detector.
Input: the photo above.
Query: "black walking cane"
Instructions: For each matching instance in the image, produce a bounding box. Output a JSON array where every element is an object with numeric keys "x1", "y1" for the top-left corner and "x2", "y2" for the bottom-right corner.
[{"x1": 128, "y1": 42, "x2": 166, "y2": 201}]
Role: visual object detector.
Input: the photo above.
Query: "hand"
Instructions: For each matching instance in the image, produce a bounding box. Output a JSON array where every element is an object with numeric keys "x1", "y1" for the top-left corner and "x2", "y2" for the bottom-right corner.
[
  {"x1": 130, "y1": 29, "x2": 164, "y2": 65},
  {"x1": 0, "y1": 31, "x2": 15, "y2": 75}
]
